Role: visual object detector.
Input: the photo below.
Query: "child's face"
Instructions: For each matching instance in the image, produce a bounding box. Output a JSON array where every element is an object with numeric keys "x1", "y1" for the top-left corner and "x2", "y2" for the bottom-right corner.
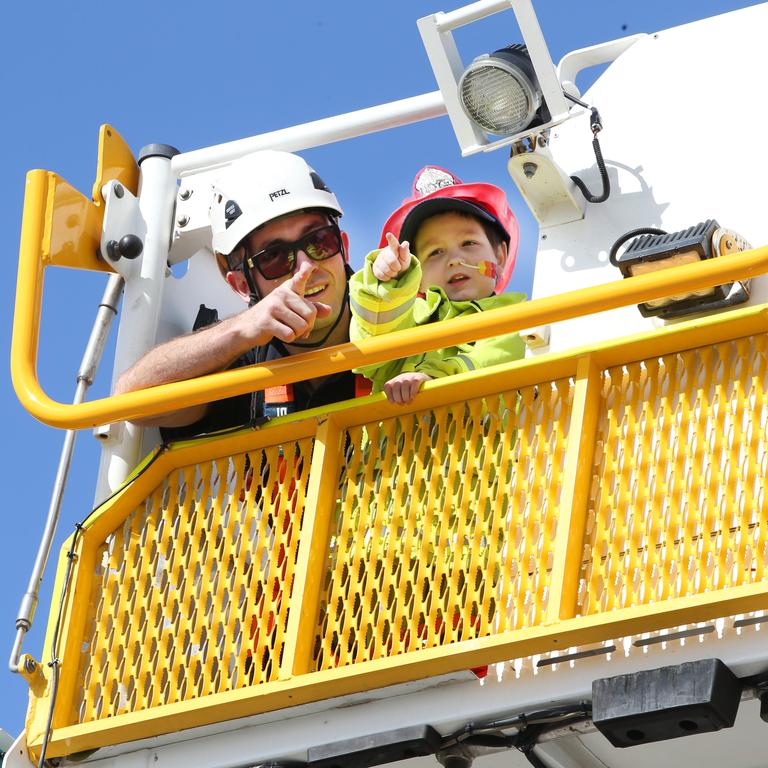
[{"x1": 414, "y1": 212, "x2": 506, "y2": 301}]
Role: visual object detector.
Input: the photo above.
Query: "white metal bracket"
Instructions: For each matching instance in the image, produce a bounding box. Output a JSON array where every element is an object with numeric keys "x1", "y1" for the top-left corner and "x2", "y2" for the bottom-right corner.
[
  {"x1": 417, "y1": 13, "x2": 487, "y2": 154},
  {"x1": 557, "y1": 34, "x2": 646, "y2": 99},
  {"x1": 507, "y1": 144, "x2": 585, "y2": 226},
  {"x1": 100, "y1": 180, "x2": 147, "y2": 279},
  {"x1": 519, "y1": 323, "x2": 551, "y2": 349},
  {"x1": 2, "y1": 732, "x2": 34, "y2": 768},
  {"x1": 92, "y1": 420, "x2": 124, "y2": 446},
  {"x1": 418, "y1": 0, "x2": 575, "y2": 156},
  {"x1": 168, "y1": 170, "x2": 218, "y2": 266}
]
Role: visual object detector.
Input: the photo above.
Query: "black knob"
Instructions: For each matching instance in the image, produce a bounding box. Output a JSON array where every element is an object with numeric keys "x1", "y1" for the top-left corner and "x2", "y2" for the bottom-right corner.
[{"x1": 106, "y1": 234, "x2": 144, "y2": 261}]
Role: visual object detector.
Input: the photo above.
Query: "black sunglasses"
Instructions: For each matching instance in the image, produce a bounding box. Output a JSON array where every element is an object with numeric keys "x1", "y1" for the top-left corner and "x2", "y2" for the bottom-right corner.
[{"x1": 244, "y1": 224, "x2": 343, "y2": 280}]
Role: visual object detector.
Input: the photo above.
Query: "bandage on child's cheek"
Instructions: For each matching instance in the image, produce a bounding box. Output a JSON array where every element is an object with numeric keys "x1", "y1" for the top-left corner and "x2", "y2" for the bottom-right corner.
[{"x1": 458, "y1": 259, "x2": 498, "y2": 279}]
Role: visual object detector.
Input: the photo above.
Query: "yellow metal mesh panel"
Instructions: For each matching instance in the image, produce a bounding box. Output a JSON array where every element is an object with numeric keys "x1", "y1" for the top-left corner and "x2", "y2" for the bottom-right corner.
[
  {"x1": 75, "y1": 439, "x2": 312, "y2": 723},
  {"x1": 313, "y1": 382, "x2": 572, "y2": 669},
  {"x1": 580, "y1": 338, "x2": 768, "y2": 614}
]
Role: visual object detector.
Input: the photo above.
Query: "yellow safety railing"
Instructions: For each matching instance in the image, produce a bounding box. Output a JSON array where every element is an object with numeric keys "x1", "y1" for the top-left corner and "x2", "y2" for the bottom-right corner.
[
  {"x1": 13, "y1": 144, "x2": 768, "y2": 759},
  {"x1": 25, "y1": 300, "x2": 768, "y2": 758},
  {"x1": 11, "y1": 139, "x2": 768, "y2": 429},
  {"x1": 10, "y1": 124, "x2": 137, "y2": 423}
]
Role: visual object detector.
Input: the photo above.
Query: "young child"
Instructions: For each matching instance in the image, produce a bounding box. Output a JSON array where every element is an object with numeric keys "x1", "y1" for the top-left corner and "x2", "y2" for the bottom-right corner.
[{"x1": 350, "y1": 166, "x2": 526, "y2": 404}]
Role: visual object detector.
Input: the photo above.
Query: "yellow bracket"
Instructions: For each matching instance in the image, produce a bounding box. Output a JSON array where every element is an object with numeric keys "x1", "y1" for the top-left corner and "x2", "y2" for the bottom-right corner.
[
  {"x1": 18, "y1": 655, "x2": 47, "y2": 697},
  {"x1": 12, "y1": 234, "x2": 768, "y2": 430},
  {"x1": 11, "y1": 124, "x2": 137, "y2": 417}
]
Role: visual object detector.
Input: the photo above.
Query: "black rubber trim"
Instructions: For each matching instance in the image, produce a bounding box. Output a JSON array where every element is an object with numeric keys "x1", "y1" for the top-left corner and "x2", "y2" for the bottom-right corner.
[{"x1": 138, "y1": 143, "x2": 181, "y2": 163}]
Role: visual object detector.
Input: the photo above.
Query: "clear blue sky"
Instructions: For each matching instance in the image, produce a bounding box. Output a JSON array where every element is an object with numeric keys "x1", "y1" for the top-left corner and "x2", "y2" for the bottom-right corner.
[{"x1": 0, "y1": 0, "x2": 757, "y2": 740}]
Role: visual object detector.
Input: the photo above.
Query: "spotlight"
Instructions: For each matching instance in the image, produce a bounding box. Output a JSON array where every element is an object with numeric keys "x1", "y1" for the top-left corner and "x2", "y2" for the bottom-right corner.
[
  {"x1": 458, "y1": 44, "x2": 548, "y2": 136},
  {"x1": 609, "y1": 220, "x2": 752, "y2": 318}
]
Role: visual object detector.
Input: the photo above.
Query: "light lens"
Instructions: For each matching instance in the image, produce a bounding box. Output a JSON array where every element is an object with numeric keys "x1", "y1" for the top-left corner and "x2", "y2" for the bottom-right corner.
[
  {"x1": 459, "y1": 57, "x2": 540, "y2": 135},
  {"x1": 629, "y1": 251, "x2": 714, "y2": 308}
]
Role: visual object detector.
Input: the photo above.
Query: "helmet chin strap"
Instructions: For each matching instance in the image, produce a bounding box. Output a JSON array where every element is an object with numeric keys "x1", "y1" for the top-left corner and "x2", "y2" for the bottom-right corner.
[
  {"x1": 243, "y1": 265, "x2": 261, "y2": 307},
  {"x1": 287, "y1": 255, "x2": 352, "y2": 350},
  {"x1": 241, "y1": 261, "x2": 350, "y2": 349},
  {"x1": 288, "y1": 281, "x2": 349, "y2": 349}
]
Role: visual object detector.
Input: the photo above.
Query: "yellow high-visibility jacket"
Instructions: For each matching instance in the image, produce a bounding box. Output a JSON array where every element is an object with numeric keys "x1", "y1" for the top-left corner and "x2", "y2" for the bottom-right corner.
[{"x1": 350, "y1": 250, "x2": 526, "y2": 392}]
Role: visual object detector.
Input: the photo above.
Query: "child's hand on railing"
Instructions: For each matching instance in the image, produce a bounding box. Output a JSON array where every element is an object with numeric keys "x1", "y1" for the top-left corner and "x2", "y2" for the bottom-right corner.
[
  {"x1": 372, "y1": 233, "x2": 412, "y2": 281},
  {"x1": 383, "y1": 371, "x2": 432, "y2": 405}
]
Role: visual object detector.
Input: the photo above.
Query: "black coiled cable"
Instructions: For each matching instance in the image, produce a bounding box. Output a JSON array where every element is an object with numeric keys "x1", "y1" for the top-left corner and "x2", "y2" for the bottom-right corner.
[
  {"x1": 570, "y1": 107, "x2": 610, "y2": 203},
  {"x1": 608, "y1": 227, "x2": 667, "y2": 266}
]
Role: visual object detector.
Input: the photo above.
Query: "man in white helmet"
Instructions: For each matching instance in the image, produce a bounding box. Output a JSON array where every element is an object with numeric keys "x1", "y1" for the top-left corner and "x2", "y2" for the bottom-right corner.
[{"x1": 115, "y1": 151, "x2": 357, "y2": 436}]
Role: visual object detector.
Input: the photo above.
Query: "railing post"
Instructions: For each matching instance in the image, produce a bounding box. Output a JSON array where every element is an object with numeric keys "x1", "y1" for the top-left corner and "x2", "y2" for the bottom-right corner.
[
  {"x1": 546, "y1": 355, "x2": 602, "y2": 623},
  {"x1": 280, "y1": 416, "x2": 343, "y2": 678},
  {"x1": 95, "y1": 146, "x2": 179, "y2": 504}
]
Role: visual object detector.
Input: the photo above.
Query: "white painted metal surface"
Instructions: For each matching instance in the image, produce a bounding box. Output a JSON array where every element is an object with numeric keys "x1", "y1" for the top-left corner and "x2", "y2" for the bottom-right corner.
[
  {"x1": 556, "y1": 35, "x2": 646, "y2": 99},
  {"x1": 507, "y1": 146, "x2": 585, "y2": 226},
  {"x1": 432, "y1": 0, "x2": 512, "y2": 30},
  {"x1": 2, "y1": 733, "x2": 30, "y2": 768},
  {"x1": 171, "y1": 92, "x2": 447, "y2": 177},
  {"x1": 418, "y1": 13, "x2": 487, "y2": 154},
  {"x1": 528, "y1": 3, "x2": 768, "y2": 355},
  {"x1": 94, "y1": 153, "x2": 178, "y2": 503},
  {"x1": 99, "y1": 181, "x2": 146, "y2": 282}
]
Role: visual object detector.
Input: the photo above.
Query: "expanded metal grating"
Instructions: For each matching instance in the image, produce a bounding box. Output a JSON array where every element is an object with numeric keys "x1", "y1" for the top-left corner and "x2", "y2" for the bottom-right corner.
[
  {"x1": 76, "y1": 440, "x2": 312, "y2": 721},
  {"x1": 579, "y1": 338, "x2": 768, "y2": 614},
  {"x1": 52, "y1": 333, "x2": 768, "y2": 741},
  {"x1": 313, "y1": 381, "x2": 572, "y2": 669}
]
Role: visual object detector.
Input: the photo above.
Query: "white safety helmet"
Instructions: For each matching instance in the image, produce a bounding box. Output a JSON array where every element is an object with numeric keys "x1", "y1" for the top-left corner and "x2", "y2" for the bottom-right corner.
[{"x1": 209, "y1": 150, "x2": 343, "y2": 258}]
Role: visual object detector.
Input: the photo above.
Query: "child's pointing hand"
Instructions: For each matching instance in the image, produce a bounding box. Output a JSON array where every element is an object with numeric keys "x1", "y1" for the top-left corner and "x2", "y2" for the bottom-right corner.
[{"x1": 372, "y1": 232, "x2": 411, "y2": 281}]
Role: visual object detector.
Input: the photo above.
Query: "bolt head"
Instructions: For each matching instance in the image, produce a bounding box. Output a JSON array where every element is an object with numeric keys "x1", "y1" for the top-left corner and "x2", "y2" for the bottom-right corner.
[
  {"x1": 114, "y1": 184, "x2": 124, "y2": 199},
  {"x1": 177, "y1": 215, "x2": 189, "y2": 227}
]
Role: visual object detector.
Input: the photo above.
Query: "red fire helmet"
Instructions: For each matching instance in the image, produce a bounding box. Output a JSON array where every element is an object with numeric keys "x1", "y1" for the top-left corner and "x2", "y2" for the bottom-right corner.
[{"x1": 378, "y1": 166, "x2": 519, "y2": 292}]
